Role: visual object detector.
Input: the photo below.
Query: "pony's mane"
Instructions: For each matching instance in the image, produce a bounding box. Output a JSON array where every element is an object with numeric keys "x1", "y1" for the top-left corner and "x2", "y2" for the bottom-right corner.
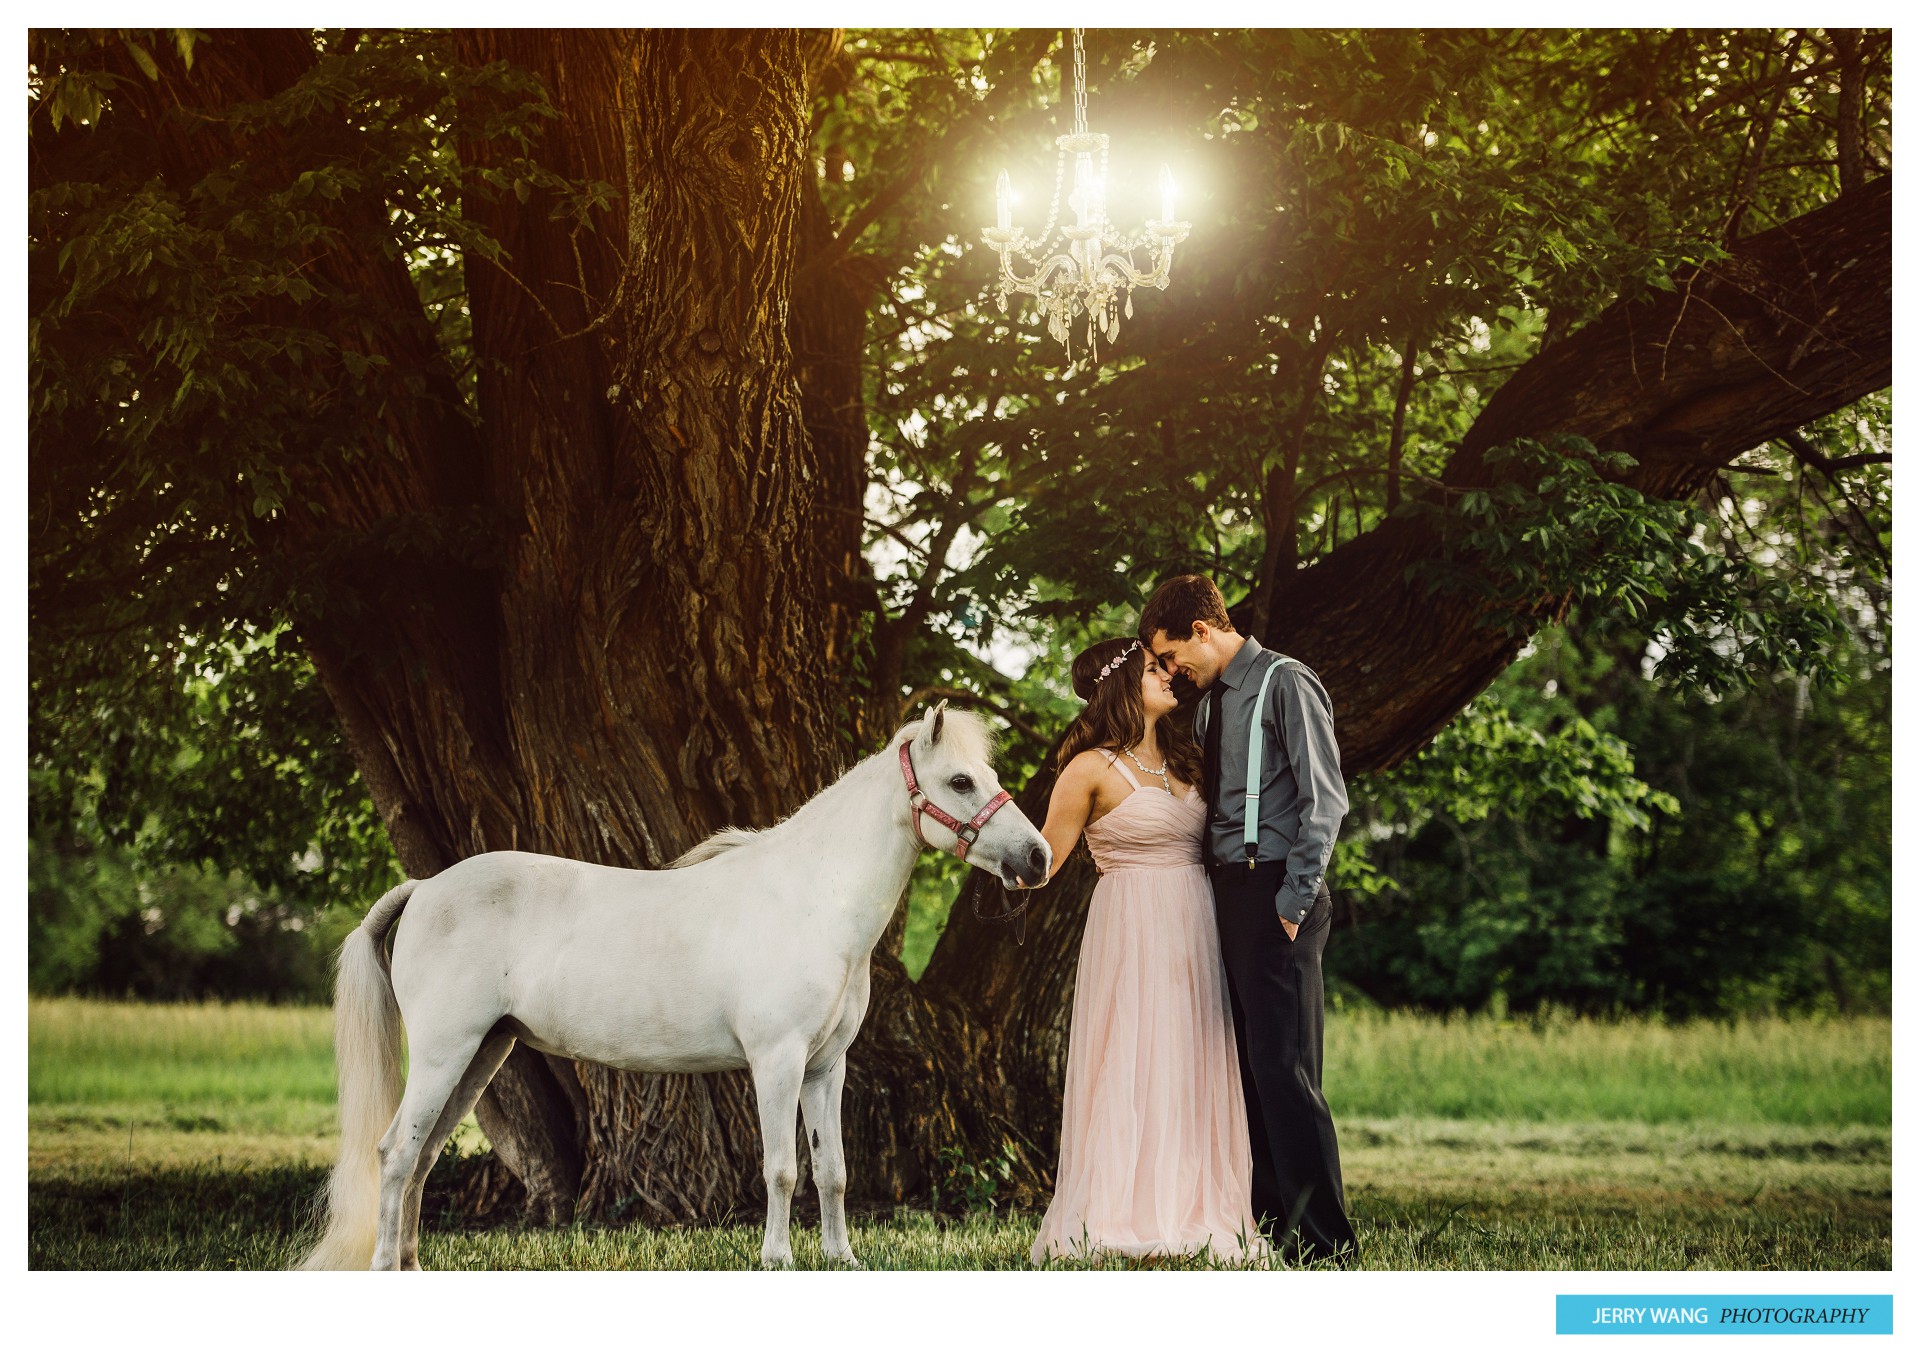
[
  {"x1": 668, "y1": 707, "x2": 998, "y2": 870},
  {"x1": 668, "y1": 827, "x2": 761, "y2": 869},
  {"x1": 892, "y1": 704, "x2": 998, "y2": 767}
]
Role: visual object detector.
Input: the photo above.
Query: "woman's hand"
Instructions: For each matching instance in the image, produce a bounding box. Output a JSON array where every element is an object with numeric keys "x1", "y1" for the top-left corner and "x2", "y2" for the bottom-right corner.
[{"x1": 1027, "y1": 753, "x2": 1101, "y2": 886}]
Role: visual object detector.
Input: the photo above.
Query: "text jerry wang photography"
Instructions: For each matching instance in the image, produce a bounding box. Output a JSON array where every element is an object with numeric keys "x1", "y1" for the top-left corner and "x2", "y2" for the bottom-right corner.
[{"x1": 25, "y1": 22, "x2": 1892, "y2": 1313}]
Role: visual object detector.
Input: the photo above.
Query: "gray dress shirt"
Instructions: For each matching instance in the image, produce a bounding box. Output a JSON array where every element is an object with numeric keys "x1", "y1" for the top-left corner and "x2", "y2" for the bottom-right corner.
[{"x1": 1194, "y1": 636, "x2": 1349, "y2": 925}]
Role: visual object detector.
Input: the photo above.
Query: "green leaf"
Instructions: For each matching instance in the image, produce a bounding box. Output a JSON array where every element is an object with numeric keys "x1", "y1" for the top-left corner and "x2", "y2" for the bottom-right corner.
[{"x1": 123, "y1": 39, "x2": 161, "y2": 81}]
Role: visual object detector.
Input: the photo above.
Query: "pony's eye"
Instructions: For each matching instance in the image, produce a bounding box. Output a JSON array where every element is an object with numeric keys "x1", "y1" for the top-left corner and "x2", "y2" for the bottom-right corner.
[{"x1": 949, "y1": 775, "x2": 975, "y2": 794}]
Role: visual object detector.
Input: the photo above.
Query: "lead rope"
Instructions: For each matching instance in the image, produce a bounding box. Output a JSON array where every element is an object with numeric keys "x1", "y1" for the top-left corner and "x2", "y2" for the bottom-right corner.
[
  {"x1": 971, "y1": 870, "x2": 1033, "y2": 945},
  {"x1": 967, "y1": 756, "x2": 1047, "y2": 943}
]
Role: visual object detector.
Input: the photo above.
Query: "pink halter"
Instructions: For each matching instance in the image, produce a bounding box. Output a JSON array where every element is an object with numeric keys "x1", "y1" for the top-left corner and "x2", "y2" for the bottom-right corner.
[{"x1": 899, "y1": 741, "x2": 1013, "y2": 861}]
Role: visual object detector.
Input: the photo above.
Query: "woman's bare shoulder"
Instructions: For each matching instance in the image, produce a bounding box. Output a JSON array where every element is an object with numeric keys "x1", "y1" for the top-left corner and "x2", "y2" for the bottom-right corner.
[{"x1": 1059, "y1": 748, "x2": 1115, "y2": 779}]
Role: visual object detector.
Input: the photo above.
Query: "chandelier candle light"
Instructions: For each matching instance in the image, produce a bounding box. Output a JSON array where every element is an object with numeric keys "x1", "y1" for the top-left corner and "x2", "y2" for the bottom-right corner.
[{"x1": 982, "y1": 28, "x2": 1190, "y2": 362}]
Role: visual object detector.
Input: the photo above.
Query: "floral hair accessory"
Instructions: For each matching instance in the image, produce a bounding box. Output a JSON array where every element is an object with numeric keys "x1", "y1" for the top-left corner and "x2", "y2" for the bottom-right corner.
[{"x1": 1095, "y1": 640, "x2": 1142, "y2": 684}]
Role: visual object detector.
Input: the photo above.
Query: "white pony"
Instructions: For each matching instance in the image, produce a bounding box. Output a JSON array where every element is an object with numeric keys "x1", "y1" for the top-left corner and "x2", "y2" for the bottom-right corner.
[{"x1": 297, "y1": 702, "x2": 1048, "y2": 1271}]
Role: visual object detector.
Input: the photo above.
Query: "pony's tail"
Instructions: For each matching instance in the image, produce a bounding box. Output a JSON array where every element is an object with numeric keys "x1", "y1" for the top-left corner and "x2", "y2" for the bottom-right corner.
[{"x1": 295, "y1": 879, "x2": 417, "y2": 1270}]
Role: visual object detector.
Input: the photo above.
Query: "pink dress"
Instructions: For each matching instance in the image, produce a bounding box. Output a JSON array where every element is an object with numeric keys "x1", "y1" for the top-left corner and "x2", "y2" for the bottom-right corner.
[{"x1": 1031, "y1": 751, "x2": 1266, "y2": 1264}]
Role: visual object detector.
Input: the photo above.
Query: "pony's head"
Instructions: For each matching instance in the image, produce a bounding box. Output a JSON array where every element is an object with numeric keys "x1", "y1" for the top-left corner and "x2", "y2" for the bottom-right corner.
[{"x1": 897, "y1": 702, "x2": 1050, "y2": 889}]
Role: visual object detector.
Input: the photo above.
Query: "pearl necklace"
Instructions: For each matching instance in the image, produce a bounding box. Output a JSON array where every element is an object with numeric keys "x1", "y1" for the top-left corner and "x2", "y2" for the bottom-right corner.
[{"x1": 1122, "y1": 744, "x2": 1174, "y2": 795}]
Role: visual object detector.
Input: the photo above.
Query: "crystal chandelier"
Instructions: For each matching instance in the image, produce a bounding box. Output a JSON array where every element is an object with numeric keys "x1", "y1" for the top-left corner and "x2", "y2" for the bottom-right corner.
[{"x1": 981, "y1": 28, "x2": 1190, "y2": 362}]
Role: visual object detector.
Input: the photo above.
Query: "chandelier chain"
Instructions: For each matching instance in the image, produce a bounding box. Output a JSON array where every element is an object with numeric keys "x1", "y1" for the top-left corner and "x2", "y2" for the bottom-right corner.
[{"x1": 1072, "y1": 28, "x2": 1089, "y2": 137}]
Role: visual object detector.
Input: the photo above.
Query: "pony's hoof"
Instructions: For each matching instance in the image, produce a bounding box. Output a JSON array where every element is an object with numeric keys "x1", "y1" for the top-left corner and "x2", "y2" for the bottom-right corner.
[
  {"x1": 761, "y1": 1251, "x2": 794, "y2": 1270},
  {"x1": 832, "y1": 1253, "x2": 864, "y2": 1270}
]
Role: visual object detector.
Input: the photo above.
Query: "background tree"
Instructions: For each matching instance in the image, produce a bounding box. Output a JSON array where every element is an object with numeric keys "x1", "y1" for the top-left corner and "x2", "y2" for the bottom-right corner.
[{"x1": 31, "y1": 27, "x2": 1890, "y2": 1222}]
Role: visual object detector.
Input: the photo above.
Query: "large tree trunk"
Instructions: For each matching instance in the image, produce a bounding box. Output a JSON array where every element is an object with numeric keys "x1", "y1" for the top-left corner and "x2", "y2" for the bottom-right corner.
[
  {"x1": 303, "y1": 28, "x2": 1039, "y2": 1223},
  {"x1": 92, "y1": 27, "x2": 894, "y2": 1225},
  {"x1": 428, "y1": 29, "x2": 880, "y2": 1222}
]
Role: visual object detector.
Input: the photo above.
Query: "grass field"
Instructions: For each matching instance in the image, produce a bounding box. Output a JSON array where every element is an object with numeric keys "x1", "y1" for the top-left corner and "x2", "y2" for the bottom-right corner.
[
  {"x1": 27, "y1": 998, "x2": 1892, "y2": 1270},
  {"x1": 29, "y1": 997, "x2": 341, "y2": 1174}
]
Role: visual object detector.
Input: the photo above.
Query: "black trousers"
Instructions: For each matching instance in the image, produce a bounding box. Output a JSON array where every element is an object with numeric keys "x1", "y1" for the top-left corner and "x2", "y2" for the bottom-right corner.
[{"x1": 1209, "y1": 861, "x2": 1360, "y2": 1265}]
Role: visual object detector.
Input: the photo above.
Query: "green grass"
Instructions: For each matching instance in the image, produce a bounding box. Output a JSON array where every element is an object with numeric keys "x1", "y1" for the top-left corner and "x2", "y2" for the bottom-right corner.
[
  {"x1": 29, "y1": 997, "x2": 336, "y2": 1108},
  {"x1": 34, "y1": 999, "x2": 1888, "y2": 1129},
  {"x1": 29, "y1": 997, "x2": 341, "y2": 1176},
  {"x1": 29, "y1": 1148, "x2": 1890, "y2": 1271},
  {"x1": 27, "y1": 998, "x2": 1892, "y2": 1270},
  {"x1": 1327, "y1": 1007, "x2": 1892, "y2": 1126}
]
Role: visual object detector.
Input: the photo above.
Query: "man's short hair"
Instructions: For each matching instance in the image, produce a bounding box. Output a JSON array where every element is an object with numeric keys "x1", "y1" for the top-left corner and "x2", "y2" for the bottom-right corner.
[{"x1": 1138, "y1": 574, "x2": 1235, "y2": 643}]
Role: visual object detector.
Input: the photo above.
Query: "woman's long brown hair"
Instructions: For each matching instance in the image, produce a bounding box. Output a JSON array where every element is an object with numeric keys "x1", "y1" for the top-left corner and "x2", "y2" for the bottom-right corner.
[{"x1": 1054, "y1": 637, "x2": 1203, "y2": 789}]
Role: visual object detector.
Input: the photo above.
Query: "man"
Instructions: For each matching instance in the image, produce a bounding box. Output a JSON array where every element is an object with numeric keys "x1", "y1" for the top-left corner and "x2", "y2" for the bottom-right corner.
[{"x1": 1139, "y1": 574, "x2": 1360, "y2": 1266}]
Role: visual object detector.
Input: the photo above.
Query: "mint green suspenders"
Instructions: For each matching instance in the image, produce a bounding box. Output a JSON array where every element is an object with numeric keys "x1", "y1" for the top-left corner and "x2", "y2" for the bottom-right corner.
[{"x1": 1243, "y1": 654, "x2": 1298, "y2": 866}]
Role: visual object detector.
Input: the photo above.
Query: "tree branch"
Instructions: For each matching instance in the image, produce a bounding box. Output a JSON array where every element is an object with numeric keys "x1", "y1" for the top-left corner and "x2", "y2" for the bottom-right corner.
[
  {"x1": 1386, "y1": 324, "x2": 1421, "y2": 513},
  {"x1": 1777, "y1": 430, "x2": 1891, "y2": 479},
  {"x1": 794, "y1": 150, "x2": 932, "y2": 292},
  {"x1": 1273, "y1": 177, "x2": 1891, "y2": 775}
]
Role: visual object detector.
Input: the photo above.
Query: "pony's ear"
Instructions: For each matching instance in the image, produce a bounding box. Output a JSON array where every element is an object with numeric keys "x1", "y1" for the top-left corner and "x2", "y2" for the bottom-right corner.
[{"x1": 928, "y1": 699, "x2": 948, "y2": 745}]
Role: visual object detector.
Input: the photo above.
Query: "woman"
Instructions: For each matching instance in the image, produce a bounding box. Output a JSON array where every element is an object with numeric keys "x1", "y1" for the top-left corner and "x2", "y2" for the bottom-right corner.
[{"x1": 1021, "y1": 636, "x2": 1265, "y2": 1265}]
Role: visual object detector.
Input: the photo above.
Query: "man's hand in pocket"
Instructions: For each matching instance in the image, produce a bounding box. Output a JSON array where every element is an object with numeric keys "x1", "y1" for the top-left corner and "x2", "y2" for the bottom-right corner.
[{"x1": 1280, "y1": 916, "x2": 1298, "y2": 941}]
